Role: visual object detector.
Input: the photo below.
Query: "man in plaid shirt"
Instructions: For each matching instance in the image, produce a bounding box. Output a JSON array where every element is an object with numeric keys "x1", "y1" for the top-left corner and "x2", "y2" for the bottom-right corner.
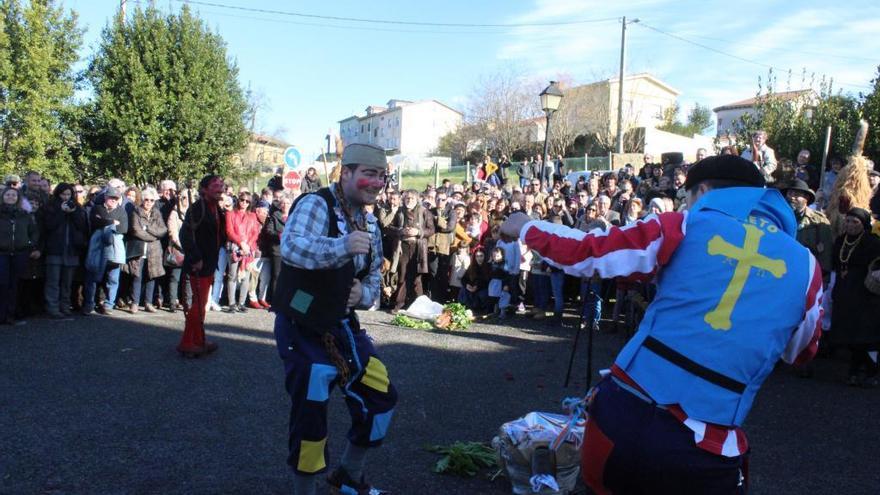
[{"x1": 273, "y1": 143, "x2": 396, "y2": 495}]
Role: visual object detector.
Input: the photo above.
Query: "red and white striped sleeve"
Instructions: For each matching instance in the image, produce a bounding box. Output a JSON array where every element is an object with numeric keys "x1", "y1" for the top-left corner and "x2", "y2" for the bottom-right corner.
[
  {"x1": 519, "y1": 211, "x2": 687, "y2": 281},
  {"x1": 781, "y1": 255, "x2": 824, "y2": 365}
]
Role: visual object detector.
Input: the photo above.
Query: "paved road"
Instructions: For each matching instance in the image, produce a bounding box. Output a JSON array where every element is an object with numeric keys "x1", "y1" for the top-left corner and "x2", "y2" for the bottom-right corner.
[{"x1": 2, "y1": 308, "x2": 878, "y2": 494}]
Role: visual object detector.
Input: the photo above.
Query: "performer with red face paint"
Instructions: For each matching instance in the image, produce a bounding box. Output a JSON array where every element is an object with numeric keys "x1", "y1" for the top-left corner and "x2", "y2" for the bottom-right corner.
[
  {"x1": 272, "y1": 143, "x2": 397, "y2": 495},
  {"x1": 177, "y1": 174, "x2": 227, "y2": 357}
]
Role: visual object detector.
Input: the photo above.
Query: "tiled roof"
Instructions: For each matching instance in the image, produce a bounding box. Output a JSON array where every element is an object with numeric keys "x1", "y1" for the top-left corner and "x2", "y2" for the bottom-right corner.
[{"x1": 713, "y1": 89, "x2": 813, "y2": 112}]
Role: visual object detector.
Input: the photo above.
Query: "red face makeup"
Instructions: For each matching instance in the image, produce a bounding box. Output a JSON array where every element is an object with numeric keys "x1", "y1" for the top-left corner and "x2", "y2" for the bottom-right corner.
[{"x1": 356, "y1": 178, "x2": 384, "y2": 190}]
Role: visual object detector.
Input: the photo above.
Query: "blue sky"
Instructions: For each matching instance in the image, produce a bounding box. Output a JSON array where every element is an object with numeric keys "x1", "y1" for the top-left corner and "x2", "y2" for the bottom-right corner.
[{"x1": 67, "y1": 0, "x2": 880, "y2": 159}]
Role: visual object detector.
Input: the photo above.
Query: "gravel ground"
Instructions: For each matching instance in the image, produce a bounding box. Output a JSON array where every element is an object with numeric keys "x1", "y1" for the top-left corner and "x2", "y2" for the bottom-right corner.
[{"x1": 2, "y1": 307, "x2": 878, "y2": 494}]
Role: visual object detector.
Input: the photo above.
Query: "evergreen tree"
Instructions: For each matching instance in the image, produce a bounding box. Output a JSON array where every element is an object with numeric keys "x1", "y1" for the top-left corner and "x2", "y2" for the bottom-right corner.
[
  {"x1": 0, "y1": 0, "x2": 81, "y2": 180},
  {"x1": 85, "y1": 5, "x2": 248, "y2": 186}
]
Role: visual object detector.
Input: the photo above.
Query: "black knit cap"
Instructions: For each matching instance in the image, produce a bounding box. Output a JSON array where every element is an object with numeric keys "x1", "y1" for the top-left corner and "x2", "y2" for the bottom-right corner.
[{"x1": 684, "y1": 155, "x2": 766, "y2": 191}]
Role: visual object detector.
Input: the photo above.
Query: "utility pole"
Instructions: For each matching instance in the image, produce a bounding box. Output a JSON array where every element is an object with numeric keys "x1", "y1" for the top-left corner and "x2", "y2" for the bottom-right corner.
[
  {"x1": 120, "y1": 0, "x2": 127, "y2": 22},
  {"x1": 615, "y1": 17, "x2": 639, "y2": 154}
]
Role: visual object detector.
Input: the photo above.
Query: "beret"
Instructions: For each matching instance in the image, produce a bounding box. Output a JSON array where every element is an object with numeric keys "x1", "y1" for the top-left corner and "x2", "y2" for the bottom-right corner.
[{"x1": 684, "y1": 155, "x2": 765, "y2": 191}]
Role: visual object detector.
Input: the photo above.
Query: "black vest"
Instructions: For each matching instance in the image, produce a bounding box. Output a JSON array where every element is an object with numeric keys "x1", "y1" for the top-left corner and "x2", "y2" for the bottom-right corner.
[{"x1": 272, "y1": 187, "x2": 371, "y2": 334}]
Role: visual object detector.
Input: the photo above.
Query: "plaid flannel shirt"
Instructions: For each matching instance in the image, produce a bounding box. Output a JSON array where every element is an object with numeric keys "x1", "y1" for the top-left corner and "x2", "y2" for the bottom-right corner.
[{"x1": 280, "y1": 184, "x2": 382, "y2": 309}]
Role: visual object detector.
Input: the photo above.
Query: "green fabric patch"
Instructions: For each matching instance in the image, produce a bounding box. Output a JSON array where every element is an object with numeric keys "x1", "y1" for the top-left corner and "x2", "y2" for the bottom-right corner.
[{"x1": 290, "y1": 290, "x2": 314, "y2": 314}]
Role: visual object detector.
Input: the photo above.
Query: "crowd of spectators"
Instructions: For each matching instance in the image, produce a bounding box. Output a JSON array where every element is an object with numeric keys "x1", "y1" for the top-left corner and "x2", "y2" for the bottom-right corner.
[{"x1": 1, "y1": 135, "x2": 878, "y2": 385}]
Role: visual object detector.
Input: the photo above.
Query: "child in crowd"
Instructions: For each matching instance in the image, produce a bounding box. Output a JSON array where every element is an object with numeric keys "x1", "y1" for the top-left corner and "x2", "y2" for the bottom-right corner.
[{"x1": 487, "y1": 247, "x2": 510, "y2": 318}]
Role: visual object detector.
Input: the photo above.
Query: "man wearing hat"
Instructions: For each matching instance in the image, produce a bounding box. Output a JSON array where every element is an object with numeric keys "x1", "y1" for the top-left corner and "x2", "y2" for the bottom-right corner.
[
  {"x1": 502, "y1": 155, "x2": 823, "y2": 493},
  {"x1": 272, "y1": 143, "x2": 397, "y2": 495},
  {"x1": 83, "y1": 186, "x2": 129, "y2": 315},
  {"x1": 781, "y1": 179, "x2": 833, "y2": 276}
]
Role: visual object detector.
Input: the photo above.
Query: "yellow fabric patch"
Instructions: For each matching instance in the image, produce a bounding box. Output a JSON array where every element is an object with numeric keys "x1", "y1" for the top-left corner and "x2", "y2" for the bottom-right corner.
[
  {"x1": 360, "y1": 357, "x2": 390, "y2": 393},
  {"x1": 297, "y1": 438, "x2": 327, "y2": 473}
]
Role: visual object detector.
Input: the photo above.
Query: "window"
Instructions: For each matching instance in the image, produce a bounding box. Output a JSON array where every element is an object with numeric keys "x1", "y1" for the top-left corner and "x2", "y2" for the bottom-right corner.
[
  {"x1": 374, "y1": 129, "x2": 378, "y2": 137},
  {"x1": 360, "y1": 124, "x2": 364, "y2": 133},
  {"x1": 717, "y1": 118, "x2": 723, "y2": 127},
  {"x1": 367, "y1": 122, "x2": 371, "y2": 131}
]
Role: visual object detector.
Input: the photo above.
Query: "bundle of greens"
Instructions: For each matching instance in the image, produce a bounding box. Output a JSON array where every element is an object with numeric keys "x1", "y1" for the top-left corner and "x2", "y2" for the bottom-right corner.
[
  {"x1": 434, "y1": 303, "x2": 472, "y2": 331},
  {"x1": 390, "y1": 314, "x2": 433, "y2": 330},
  {"x1": 425, "y1": 442, "x2": 497, "y2": 477}
]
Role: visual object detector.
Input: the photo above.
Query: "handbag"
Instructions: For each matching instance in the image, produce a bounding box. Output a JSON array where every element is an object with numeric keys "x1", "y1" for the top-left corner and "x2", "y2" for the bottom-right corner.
[
  {"x1": 165, "y1": 245, "x2": 184, "y2": 267},
  {"x1": 865, "y1": 258, "x2": 880, "y2": 296}
]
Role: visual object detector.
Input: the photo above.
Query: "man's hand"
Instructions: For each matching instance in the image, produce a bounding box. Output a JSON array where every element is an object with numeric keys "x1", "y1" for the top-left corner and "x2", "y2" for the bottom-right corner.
[
  {"x1": 240, "y1": 242, "x2": 251, "y2": 256},
  {"x1": 405, "y1": 227, "x2": 420, "y2": 237},
  {"x1": 345, "y1": 231, "x2": 372, "y2": 255},
  {"x1": 500, "y1": 212, "x2": 530, "y2": 240},
  {"x1": 191, "y1": 260, "x2": 203, "y2": 273},
  {"x1": 347, "y1": 279, "x2": 362, "y2": 307}
]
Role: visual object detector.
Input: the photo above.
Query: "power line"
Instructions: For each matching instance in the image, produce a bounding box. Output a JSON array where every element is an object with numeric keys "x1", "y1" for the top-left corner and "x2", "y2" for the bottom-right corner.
[
  {"x1": 176, "y1": 0, "x2": 620, "y2": 28},
  {"x1": 190, "y1": 8, "x2": 513, "y2": 35},
  {"x1": 686, "y1": 33, "x2": 877, "y2": 64},
  {"x1": 635, "y1": 22, "x2": 873, "y2": 90}
]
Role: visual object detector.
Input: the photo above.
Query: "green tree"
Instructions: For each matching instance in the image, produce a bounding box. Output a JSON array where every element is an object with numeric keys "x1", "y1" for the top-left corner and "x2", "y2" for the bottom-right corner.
[
  {"x1": 732, "y1": 69, "x2": 860, "y2": 162},
  {"x1": 687, "y1": 104, "x2": 713, "y2": 135},
  {"x1": 861, "y1": 65, "x2": 880, "y2": 161},
  {"x1": 84, "y1": 5, "x2": 248, "y2": 186},
  {"x1": 0, "y1": 0, "x2": 82, "y2": 180},
  {"x1": 657, "y1": 102, "x2": 713, "y2": 137}
]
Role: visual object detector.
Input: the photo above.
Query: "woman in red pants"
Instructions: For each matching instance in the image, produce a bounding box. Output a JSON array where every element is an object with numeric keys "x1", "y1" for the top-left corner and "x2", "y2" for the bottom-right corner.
[{"x1": 177, "y1": 175, "x2": 227, "y2": 357}]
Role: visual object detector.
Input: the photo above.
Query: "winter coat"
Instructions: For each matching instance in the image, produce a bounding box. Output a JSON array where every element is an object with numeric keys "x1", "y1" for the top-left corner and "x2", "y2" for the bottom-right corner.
[
  {"x1": 387, "y1": 205, "x2": 435, "y2": 274},
  {"x1": 225, "y1": 208, "x2": 261, "y2": 270},
  {"x1": 89, "y1": 204, "x2": 129, "y2": 236},
  {"x1": 0, "y1": 206, "x2": 38, "y2": 254},
  {"x1": 124, "y1": 206, "x2": 168, "y2": 279},
  {"x1": 829, "y1": 233, "x2": 880, "y2": 347},
  {"x1": 795, "y1": 207, "x2": 834, "y2": 276},
  {"x1": 181, "y1": 200, "x2": 227, "y2": 278},
  {"x1": 427, "y1": 205, "x2": 457, "y2": 256},
  {"x1": 259, "y1": 209, "x2": 286, "y2": 257},
  {"x1": 303, "y1": 175, "x2": 322, "y2": 193},
  {"x1": 41, "y1": 199, "x2": 88, "y2": 258}
]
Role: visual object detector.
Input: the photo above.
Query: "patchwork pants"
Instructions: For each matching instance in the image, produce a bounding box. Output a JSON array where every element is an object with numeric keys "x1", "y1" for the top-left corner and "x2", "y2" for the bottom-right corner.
[{"x1": 274, "y1": 312, "x2": 398, "y2": 476}]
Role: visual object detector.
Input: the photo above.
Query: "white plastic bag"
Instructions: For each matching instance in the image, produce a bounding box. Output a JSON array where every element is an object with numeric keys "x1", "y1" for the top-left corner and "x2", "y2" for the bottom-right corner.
[{"x1": 399, "y1": 295, "x2": 444, "y2": 321}]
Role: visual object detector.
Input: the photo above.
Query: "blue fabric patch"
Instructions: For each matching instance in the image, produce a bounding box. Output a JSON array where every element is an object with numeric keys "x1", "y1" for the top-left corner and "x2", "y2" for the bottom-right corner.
[
  {"x1": 340, "y1": 485, "x2": 358, "y2": 495},
  {"x1": 306, "y1": 364, "x2": 337, "y2": 402},
  {"x1": 370, "y1": 409, "x2": 394, "y2": 441}
]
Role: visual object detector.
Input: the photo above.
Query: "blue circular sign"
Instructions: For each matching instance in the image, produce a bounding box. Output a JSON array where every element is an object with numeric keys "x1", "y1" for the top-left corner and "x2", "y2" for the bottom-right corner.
[{"x1": 283, "y1": 146, "x2": 301, "y2": 169}]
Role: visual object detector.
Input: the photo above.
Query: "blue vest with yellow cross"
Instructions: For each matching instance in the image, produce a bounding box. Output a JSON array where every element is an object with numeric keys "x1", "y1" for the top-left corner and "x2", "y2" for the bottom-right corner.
[{"x1": 614, "y1": 187, "x2": 811, "y2": 427}]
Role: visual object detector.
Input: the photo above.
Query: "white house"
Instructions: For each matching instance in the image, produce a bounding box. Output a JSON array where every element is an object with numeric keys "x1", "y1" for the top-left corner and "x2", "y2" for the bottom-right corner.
[
  {"x1": 338, "y1": 99, "x2": 463, "y2": 156},
  {"x1": 713, "y1": 89, "x2": 816, "y2": 136}
]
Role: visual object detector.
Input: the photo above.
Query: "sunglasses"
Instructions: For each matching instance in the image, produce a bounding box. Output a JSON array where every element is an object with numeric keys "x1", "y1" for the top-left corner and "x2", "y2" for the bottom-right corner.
[
  {"x1": 75, "y1": 189, "x2": 85, "y2": 194},
  {"x1": 143, "y1": 198, "x2": 155, "y2": 202},
  {"x1": 239, "y1": 198, "x2": 250, "y2": 203}
]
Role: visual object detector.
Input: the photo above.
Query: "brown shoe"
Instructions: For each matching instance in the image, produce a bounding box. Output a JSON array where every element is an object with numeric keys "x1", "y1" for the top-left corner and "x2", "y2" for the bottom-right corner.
[
  {"x1": 129, "y1": 303, "x2": 139, "y2": 314},
  {"x1": 144, "y1": 304, "x2": 157, "y2": 313}
]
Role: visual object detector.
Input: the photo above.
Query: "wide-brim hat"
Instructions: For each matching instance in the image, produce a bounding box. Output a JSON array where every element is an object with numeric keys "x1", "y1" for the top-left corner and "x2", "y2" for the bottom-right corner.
[
  {"x1": 684, "y1": 155, "x2": 765, "y2": 191},
  {"x1": 780, "y1": 179, "x2": 815, "y2": 204}
]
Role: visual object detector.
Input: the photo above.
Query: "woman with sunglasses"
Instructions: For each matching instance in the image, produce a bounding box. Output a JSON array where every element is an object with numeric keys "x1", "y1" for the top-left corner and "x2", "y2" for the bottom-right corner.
[
  {"x1": 124, "y1": 187, "x2": 168, "y2": 313},
  {"x1": 224, "y1": 192, "x2": 261, "y2": 312}
]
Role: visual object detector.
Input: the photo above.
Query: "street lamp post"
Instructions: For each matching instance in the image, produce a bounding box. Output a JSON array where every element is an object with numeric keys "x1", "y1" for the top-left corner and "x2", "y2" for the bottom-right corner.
[{"x1": 539, "y1": 81, "x2": 564, "y2": 190}]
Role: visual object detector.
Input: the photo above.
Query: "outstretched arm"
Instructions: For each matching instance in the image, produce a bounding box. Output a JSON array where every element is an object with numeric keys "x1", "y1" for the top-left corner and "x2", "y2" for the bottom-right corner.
[{"x1": 502, "y1": 211, "x2": 687, "y2": 280}]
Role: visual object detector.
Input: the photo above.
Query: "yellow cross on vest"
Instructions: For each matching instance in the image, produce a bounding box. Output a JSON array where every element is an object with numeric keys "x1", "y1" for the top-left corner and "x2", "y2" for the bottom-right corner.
[{"x1": 705, "y1": 224, "x2": 787, "y2": 330}]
